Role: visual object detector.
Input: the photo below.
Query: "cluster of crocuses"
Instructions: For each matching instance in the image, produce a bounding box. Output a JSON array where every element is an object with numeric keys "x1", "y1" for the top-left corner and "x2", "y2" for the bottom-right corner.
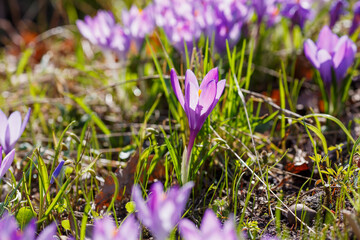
[
  {"x1": 0, "y1": 108, "x2": 31, "y2": 181},
  {"x1": 88, "y1": 181, "x2": 246, "y2": 240},
  {"x1": 304, "y1": 25, "x2": 357, "y2": 87},
  {"x1": 76, "y1": 0, "x2": 360, "y2": 58},
  {"x1": 0, "y1": 212, "x2": 56, "y2": 239},
  {"x1": 0, "y1": 180, "x2": 278, "y2": 239},
  {"x1": 87, "y1": 181, "x2": 278, "y2": 240}
]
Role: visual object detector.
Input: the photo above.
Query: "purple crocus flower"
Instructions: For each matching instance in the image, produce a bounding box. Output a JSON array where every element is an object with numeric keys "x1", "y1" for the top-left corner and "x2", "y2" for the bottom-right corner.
[
  {"x1": 0, "y1": 108, "x2": 31, "y2": 154},
  {"x1": 304, "y1": 25, "x2": 357, "y2": 86},
  {"x1": 281, "y1": 0, "x2": 314, "y2": 29},
  {"x1": 252, "y1": 0, "x2": 281, "y2": 27},
  {"x1": 349, "y1": 1, "x2": 360, "y2": 35},
  {"x1": 170, "y1": 68, "x2": 226, "y2": 163},
  {"x1": 260, "y1": 234, "x2": 279, "y2": 240},
  {"x1": 210, "y1": 0, "x2": 249, "y2": 53},
  {"x1": 329, "y1": 0, "x2": 348, "y2": 29},
  {"x1": 50, "y1": 160, "x2": 65, "y2": 184},
  {"x1": 93, "y1": 215, "x2": 139, "y2": 240},
  {"x1": 0, "y1": 212, "x2": 19, "y2": 239},
  {"x1": 0, "y1": 147, "x2": 15, "y2": 180},
  {"x1": 154, "y1": 0, "x2": 203, "y2": 56},
  {"x1": 165, "y1": 18, "x2": 202, "y2": 56},
  {"x1": 76, "y1": 10, "x2": 130, "y2": 59},
  {"x1": 132, "y1": 181, "x2": 194, "y2": 240},
  {"x1": 23, "y1": 220, "x2": 57, "y2": 240},
  {"x1": 179, "y1": 209, "x2": 238, "y2": 240},
  {"x1": 122, "y1": 5, "x2": 155, "y2": 51},
  {"x1": 0, "y1": 212, "x2": 56, "y2": 239}
]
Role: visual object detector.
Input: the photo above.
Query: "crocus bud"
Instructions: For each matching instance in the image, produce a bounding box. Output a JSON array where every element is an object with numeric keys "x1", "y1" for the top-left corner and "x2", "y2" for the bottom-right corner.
[{"x1": 50, "y1": 160, "x2": 65, "y2": 184}]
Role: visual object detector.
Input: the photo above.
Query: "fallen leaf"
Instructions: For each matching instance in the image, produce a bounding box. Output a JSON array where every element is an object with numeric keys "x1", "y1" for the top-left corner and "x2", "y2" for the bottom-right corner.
[
  {"x1": 285, "y1": 162, "x2": 309, "y2": 174},
  {"x1": 95, "y1": 152, "x2": 165, "y2": 210}
]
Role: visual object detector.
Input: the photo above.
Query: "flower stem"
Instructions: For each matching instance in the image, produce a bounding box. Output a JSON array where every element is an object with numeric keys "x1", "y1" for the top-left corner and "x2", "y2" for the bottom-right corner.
[{"x1": 186, "y1": 131, "x2": 197, "y2": 165}]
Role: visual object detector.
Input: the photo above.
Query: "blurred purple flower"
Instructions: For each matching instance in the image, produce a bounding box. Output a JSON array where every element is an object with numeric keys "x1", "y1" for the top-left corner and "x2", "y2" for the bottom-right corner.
[
  {"x1": 179, "y1": 209, "x2": 238, "y2": 240},
  {"x1": 166, "y1": 18, "x2": 202, "y2": 56},
  {"x1": 132, "y1": 181, "x2": 194, "y2": 240},
  {"x1": 210, "y1": 0, "x2": 249, "y2": 52},
  {"x1": 329, "y1": 0, "x2": 348, "y2": 28},
  {"x1": 93, "y1": 215, "x2": 139, "y2": 240},
  {"x1": 170, "y1": 68, "x2": 226, "y2": 163},
  {"x1": 349, "y1": 1, "x2": 360, "y2": 34},
  {"x1": 122, "y1": 5, "x2": 155, "y2": 51},
  {"x1": 0, "y1": 212, "x2": 19, "y2": 239},
  {"x1": 260, "y1": 234, "x2": 279, "y2": 240},
  {"x1": 0, "y1": 147, "x2": 15, "y2": 180},
  {"x1": 76, "y1": 10, "x2": 130, "y2": 59},
  {"x1": 50, "y1": 160, "x2": 65, "y2": 184},
  {"x1": 0, "y1": 108, "x2": 31, "y2": 154},
  {"x1": 252, "y1": 0, "x2": 281, "y2": 27},
  {"x1": 0, "y1": 213, "x2": 56, "y2": 240},
  {"x1": 281, "y1": 0, "x2": 314, "y2": 29},
  {"x1": 153, "y1": 0, "x2": 203, "y2": 56},
  {"x1": 304, "y1": 25, "x2": 357, "y2": 86},
  {"x1": 153, "y1": 0, "x2": 248, "y2": 55}
]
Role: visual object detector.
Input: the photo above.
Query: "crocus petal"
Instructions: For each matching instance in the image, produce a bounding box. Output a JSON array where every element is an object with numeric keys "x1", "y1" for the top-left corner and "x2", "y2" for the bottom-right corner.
[
  {"x1": 179, "y1": 219, "x2": 202, "y2": 240},
  {"x1": 213, "y1": 79, "x2": 226, "y2": 107},
  {"x1": 93, "y1": 216, "x2": 117, "y2": 240},
  {"x1": 170, "y1": 69, "x2": 185, "y2": 109},
  {"x1": 186, "y1": 81, "x2": 200, "y2": 112},
  {"x1": 200, "y1": 68, "x2": 219, "y2": 89},
  {"x1": 19, "y1": 108, "x2": 31, "y2": 137},
  {"x1": 0, "y1": 110, "x2": 7, "y2": 148},
  {"x1": 165, "y1": 181, "x2": 194, "y2": 227},
  {"x1": 184, "y1": 79, "x2": 200, "y2": 131},
  {"x1": 200, "y1": 209, "x2": 222, "y2": 235},
  {"x1": 316, "y1": 25, "x2": 339, "y2": 53},
  {"x1": 317, "y1": 49, "x2": 333, "y2": 85},
  {"x1": 148, "y1": 181, "x2": 164, "y2": 213},
  {"x1": 223, "y1": 216, "x2": 238, "y2": 240},
  {"x1": 198, "y1": 79, "x2": 226, "y2": 132},
  {"x1": 332, "y1": 37, "x2": 348, "y2": 76},
  {"x1": 36, "y1": 222, "x2": 57, "y2": 240},
  {"x1": 50, "y1": 160, "x2": 65, "y2": 184},
  {"x1": 0, "y1": 213, "x2": 20, "y2": 239},
  {"x1": 304, "y1": 39, "x2": 320, "y2": 68},
  {"x1": 23, "y1": 219, "x2": 36, "y2": 239},
  {"x1": 175, "y1": 181, "x2": 194, "y2": 209},
  {"x1": 117, "y1": 215, "x2": 140, "y2": 240},
  {"x1": 7, "y1": 111, "x2": 22, "y2": 148},
  {"x1": 185, "y1": 69, "x2": 199, "y2": 89},
  {"x1": 132, "y1": 185, "x2": 153, "y2": 228},
  {"x1": 0, "y1": 149, "x2": 15, "y2": 180},
  {"x1": 4, "y1": 126, "x2": 11, "y2": 154},
  {"x1": 76, "y1": 20, "x2": 97, "y2": 44},
  {"x1": 157, "y1": 200, "x2": 177, "y2": 236},
  {"x1": 198, "y1": 80, "x2": 217, "y2": 116},
  {"x1": 333, "y1": 36, "x2": 356, "y2": 82}
]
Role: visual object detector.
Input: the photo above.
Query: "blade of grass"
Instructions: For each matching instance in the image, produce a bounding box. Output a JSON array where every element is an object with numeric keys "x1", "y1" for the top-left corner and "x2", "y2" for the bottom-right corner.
[
  {"x1": 160, "y1": 127, "x2": 181, "y2": 185},
  {"x1": 244, "y1": 40, "x2": 254, "y2": 90},
  {"x1": 16, "y1": 48, "x2": 33, "y2": 76},
  {"x1": 297, "y1": 114, "x2": 355, "y2": 143}
]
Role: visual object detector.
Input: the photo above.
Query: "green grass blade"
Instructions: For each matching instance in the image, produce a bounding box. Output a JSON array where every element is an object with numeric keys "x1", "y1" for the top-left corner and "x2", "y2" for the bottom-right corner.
[
  {"x1": 297, "y1": 114, "x2": 355, "y2": 143},
  {"x1": 160, "y1": 127, "x2": 181, "y2": 185},
  {"x1": 16, "y1": 48, "x2": 33, "y2": 76}
]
